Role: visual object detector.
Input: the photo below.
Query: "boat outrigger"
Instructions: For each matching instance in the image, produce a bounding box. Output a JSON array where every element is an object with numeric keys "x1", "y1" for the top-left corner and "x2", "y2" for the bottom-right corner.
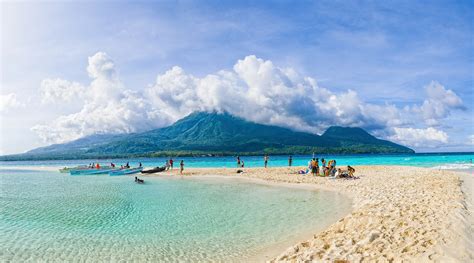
[{"x1": 109, "y1": 167, "x2": 143, "y2": 176}]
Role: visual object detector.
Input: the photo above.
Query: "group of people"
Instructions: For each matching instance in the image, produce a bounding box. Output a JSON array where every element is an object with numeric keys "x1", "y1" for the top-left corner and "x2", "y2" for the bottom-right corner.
[
  {"x1": 303, "y1": 158, "x2": 357, "y2": 179},
  {"x1": 306, "y1": 158, "x2": 337, "y2": 176},
  {"x1": 235, "y1": 154, "x2": 357, "y2": 179}
]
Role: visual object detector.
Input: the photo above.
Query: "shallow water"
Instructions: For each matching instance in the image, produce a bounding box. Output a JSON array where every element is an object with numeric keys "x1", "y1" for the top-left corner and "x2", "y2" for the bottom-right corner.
[
  {"x1": 0, "y1": 169, "x2": 351, "y2": 261},
  {"x1": 1, "y1": 152, "x2": 473, "y2": 170}
]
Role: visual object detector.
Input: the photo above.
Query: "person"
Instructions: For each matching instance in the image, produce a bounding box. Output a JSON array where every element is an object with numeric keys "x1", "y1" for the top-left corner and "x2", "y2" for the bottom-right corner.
[
  {"x1": 241, "y1": 160, "x2": 245, "y2": 168},
  {"x1": 110, "y1": 162, "x2": 115, "y2": 168},
  {"x1": 165, "y1": 160, "x2": 170, "y2": 170},
  {"x1": 321, "y1": 158, "x2": 326, "y2": 175},
  {"x1": 125, "y1": 162, "x2": 130, "y2": 169},
  {"x1": 310, "y1": 158, "x2": 317, "y2": 176},
  {"x1": 288, "y1": 155, "x2": 293, "y2": 167},
  {"x1": 315, "y1": 158, "x2": 320, "y2": 176},
  {"x1": 135, "y1": 176, "x2": 144, "y2": 183},
  {"x1": 169, "y1": 158, "x2": 174, "y2": 170},
  {"x1": 96, "y1": 163, "x2": 100, "y2": 169},
  {"x1": 348, "y1": 165, "x2": 356, "y2": 178},
  {"x1": 139, "y1": 162, "x2": 142, "y2": 167},
  {"x1": 237, "y1": 156, "x2": 241, "y2": 167},
  {"x1": 264, "y1": 155, "x2": 269, "y2": 168},
  {"x1": 180, "y1": 160, "x2": 184, "y2": 174}
]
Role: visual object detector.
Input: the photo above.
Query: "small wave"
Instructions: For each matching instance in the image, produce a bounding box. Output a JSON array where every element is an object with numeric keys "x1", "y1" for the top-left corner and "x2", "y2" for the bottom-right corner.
[{"x1": 431, "y1": 163, "x2": 474, "y2": 170}]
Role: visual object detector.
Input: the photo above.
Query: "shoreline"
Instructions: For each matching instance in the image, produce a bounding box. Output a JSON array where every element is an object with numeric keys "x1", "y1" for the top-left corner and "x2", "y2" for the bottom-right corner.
[
  {"x1": 144, "y1": 166, "x2": 472, "y2": 261},
  {"x1": 1, "y1": 165, "x2": 472, "y2": 261},
  {"x1": 148, "y1": 174, "x2": 355, "y2": 261}
]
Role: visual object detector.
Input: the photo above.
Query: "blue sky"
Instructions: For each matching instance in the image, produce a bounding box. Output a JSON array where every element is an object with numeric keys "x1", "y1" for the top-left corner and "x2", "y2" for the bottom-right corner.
[{"x1": 1, "y1": 0, "x2": 473, "y2": 154}]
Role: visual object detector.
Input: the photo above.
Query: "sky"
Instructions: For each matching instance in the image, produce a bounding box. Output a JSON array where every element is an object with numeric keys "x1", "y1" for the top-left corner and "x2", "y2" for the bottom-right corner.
[{"x1": 0, "y1": 0, "x2": 473, "y2": 154}]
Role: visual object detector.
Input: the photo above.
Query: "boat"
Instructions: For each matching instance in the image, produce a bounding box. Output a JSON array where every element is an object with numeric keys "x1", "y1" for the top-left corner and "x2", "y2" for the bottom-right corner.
[
  {"x1": 109, "y1": 167, "x2": 143, "y2": 176},
  {"x1": 141, "y1": 166, "x2": 166, "y2": 174},
  {"x1": 59, "y1": 165, "x2": 88, "y2": 173},
  {"x1": 69, "y1": 168, "x2": 117, "y2": 175}
]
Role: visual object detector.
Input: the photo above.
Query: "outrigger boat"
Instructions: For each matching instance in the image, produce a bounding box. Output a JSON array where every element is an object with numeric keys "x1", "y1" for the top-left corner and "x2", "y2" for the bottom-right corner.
[
  {"x1": 69, "y1": 167, "x2": 117, "y2": 175},
  {"x1": 141, "y1": 166, "x2": 166, "y2": 174},
  {"x1": 109, "y1": 167, "x2": 143, "y2": 176},
  {"x1": 59, "y1": 165, "x2": 88, "y2": 173}
]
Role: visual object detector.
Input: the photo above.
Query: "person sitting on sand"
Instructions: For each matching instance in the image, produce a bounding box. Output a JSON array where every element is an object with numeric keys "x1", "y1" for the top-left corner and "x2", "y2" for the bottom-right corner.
[{"x1": 348, "y1": 165, "x2": 356, "y2": 178}]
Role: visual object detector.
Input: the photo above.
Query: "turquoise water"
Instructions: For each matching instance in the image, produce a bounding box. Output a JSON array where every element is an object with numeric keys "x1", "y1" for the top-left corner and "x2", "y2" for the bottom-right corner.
[
  {"x1": 1, "y1": 152, "x2": 473, "y2": 170},
  {"x1": 0, "y1": 169, "x2": 351, "y2": 261}
]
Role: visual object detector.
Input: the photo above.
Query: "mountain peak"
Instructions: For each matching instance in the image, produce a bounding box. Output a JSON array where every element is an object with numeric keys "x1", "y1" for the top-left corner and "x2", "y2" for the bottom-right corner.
[{"x1": 2, "y1": 112, "x2": 414, "y2": 160}]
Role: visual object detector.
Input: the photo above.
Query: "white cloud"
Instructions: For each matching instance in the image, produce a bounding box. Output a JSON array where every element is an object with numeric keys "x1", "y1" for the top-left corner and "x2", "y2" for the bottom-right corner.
[
  {"x1": 390, "y1": 127, "x2": 448, "y2": 147},
  {"x1": 32, "y1": 52, "x2": 465, "y2": 147},
  {"x1": 0, "y1": 93, "x2": 24, "y2": 112},
  {"x1": 32, "y1": 52, "x2": 171, "y2": 143},
  {"x1": 40, "y1": 78, "x2": 86, "y2": 103},
  {"x1": 412, "y1": 81, "x2": 464, "y2": 125}
]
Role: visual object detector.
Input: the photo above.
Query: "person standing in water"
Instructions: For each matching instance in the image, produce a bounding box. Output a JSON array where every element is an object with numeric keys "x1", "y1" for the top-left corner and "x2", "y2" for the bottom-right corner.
[
  {"x1": 264, "y1": 155, "x2": 269, "y2": 168},
  {"x1": 169, "y1": 158, "x2": 174, "y2": 170},
  {"x1": 237, "y1": 156, "x2": 241, "y2": 167},
  {"x1": 288, "y1": 156, "x2": 293, "y2": 167},
  {"x1": 180, "y1": 160, "x2": 184, "y2": 174}
]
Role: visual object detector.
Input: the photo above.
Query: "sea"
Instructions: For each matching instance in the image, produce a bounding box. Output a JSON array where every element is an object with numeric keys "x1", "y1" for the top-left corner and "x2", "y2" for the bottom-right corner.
[
  {"x1": 1, "y1": 152, "x2": 473, "y2": 171},
  {"x1": 0, "y1": 152, "x2": 472, "y2": 261}
]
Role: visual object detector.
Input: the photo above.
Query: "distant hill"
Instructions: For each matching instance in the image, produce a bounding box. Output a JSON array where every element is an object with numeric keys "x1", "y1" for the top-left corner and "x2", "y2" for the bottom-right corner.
[{"x1": 1, "y1": 112, "x2": 414, "y2": 160}]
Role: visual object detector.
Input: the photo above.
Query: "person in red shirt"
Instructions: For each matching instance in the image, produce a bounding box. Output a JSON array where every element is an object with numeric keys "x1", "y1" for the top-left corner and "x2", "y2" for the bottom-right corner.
[{"x1": 169, "y1": 159, "x2": 174, "y2": 170}]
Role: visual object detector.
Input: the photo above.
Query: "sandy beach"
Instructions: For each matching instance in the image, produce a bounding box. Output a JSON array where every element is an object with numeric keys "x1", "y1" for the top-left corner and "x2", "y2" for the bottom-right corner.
[{"x1": 143, "y1": 165, "x2": 473, "y2": 262}]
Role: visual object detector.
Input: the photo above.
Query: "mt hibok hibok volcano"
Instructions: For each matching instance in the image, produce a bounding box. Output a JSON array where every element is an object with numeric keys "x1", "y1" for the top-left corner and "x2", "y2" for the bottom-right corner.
[{"x1": 2, "y1": 112, "x2": 414, "y2": 160}]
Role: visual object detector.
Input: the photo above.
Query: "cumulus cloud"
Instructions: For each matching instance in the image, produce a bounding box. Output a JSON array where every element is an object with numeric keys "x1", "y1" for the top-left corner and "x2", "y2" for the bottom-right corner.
[
  {"x1": 33, "y1": 52, "x2": 171, "y2": 143},
  {"x1": 33, "y1": 52, "x2": 464, "y2": 147},
  {"x1": 0, "y1": 93, "x2": 24, "y2": 112},
  {"x1": 40, "y1": 79, "x2": 86, "y2": 103},
  {"x1": 412, "y1": 81, "x2": 464, "y2": 125},
  {"x1": 389, "y1": 127, "x2": 448, "y2": 147}
]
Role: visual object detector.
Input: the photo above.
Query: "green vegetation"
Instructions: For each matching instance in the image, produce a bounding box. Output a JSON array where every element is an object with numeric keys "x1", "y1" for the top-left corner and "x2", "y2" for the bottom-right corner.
[{"x1": 0, "y1": 112, "x2": 414, "y2": 161}]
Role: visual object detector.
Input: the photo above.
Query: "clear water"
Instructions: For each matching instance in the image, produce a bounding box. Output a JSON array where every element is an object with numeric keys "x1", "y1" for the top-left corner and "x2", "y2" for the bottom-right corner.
[
  {"x1": 1, "y1": 152, "x2": 473, "y2": 170},
  {"x1": 0, "y1": 169, "x2": 351, "y2": 261}
]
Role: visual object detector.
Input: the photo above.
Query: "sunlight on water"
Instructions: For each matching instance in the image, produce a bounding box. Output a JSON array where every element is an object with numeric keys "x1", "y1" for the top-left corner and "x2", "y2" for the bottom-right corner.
[{"x1": 0, "y1": 170, "x2": 351, "y2": 261}]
